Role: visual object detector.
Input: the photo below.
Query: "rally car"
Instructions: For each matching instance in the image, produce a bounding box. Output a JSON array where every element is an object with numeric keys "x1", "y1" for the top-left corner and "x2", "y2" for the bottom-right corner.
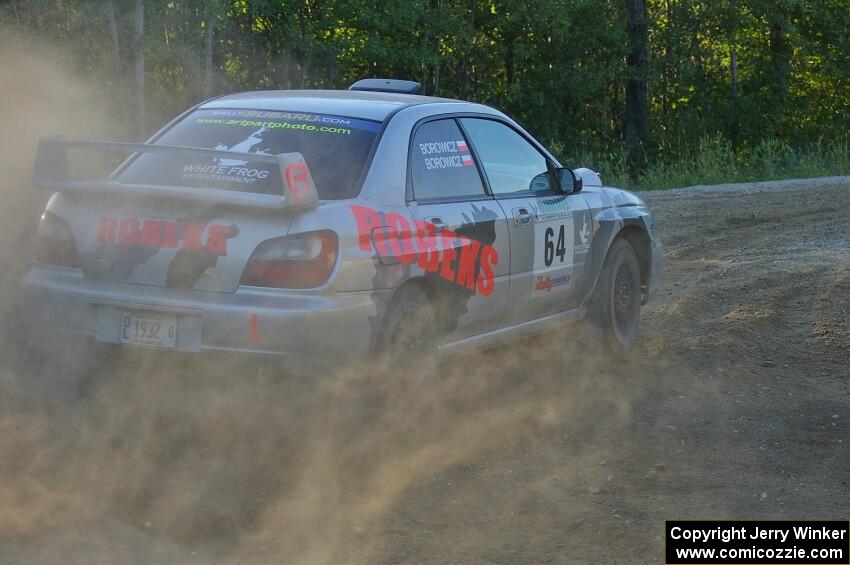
[{"x1": 22, "y1": 78, "x2": 662, "y2": 375}]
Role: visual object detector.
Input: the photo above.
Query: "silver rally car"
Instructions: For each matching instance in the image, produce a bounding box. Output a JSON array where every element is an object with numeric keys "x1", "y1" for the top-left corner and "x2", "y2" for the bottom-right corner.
[{"x1": 22, "y1": 78, "x2": 662, "y2": 374}]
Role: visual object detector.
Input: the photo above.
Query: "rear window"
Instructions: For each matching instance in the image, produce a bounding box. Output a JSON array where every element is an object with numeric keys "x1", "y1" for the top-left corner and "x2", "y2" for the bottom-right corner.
[{"x1": 117, "y1": 108, "x2": 380, "y2": 200}]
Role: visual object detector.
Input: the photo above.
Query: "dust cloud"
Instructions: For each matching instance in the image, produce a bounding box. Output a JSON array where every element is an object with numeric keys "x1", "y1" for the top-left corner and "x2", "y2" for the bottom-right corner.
[
  {"x1": 0, "y1": 29, "x2": 115, "y2": 329},
  {"x1": 6, "y1": 24, "x2": 845, "y2": 565},
  {"x1": 0, "y1": 27, "x2": 647, "y2": 565}
]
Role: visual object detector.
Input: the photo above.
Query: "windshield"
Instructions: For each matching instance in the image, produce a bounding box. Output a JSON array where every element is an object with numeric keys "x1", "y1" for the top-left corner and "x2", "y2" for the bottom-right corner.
[{"x1": 117, "y1": 108, "x2": 381, "y2": 200}]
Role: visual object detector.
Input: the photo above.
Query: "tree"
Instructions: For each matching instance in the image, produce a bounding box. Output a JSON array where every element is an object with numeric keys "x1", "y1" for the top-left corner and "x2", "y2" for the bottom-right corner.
[
  {"x1": 134, "y1": 0, "x2": 145, "y2": 141},
  {"x1": 624, "y1": 0, "x2": 649, "y2": 174},
  {"x1": 4, "y1": 0, "x2": 849, "y2": 172},
  {"x1": 203, "y1": 0, "x2": 215, "y2": 98}
]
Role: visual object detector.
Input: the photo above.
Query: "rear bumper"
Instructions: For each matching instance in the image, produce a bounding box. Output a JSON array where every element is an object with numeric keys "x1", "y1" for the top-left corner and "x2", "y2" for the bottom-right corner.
[{"x1": 20, "y1": 265, "x2": 383, "y2": 376}]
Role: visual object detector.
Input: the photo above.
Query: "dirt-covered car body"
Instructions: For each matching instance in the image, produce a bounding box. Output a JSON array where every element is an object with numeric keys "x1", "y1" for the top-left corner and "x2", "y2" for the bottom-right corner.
[{"x1": 21, "y1": 87, "x2": 662, "y2": 375}]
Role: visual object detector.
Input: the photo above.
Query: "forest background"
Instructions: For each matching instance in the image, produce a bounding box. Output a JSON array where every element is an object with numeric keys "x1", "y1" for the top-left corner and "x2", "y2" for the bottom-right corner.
[{"x1": 3, "y1": 0, "x2": 849, "y2": 188}]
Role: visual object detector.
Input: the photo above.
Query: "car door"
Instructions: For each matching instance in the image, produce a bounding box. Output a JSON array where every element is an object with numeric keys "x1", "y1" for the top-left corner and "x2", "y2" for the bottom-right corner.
[
  {"x1": 459, "y1": 117, "x2": 591, "y2": 326},
  {"x1": 406, "y1": 117, "x2": 511, "y2": 340}
]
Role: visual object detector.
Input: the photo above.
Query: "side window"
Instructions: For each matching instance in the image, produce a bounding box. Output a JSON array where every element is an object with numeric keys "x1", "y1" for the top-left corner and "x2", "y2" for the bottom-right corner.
[
  {"x1": 411, "y1": 119, "x2": 486, "y2": 200},
  {"x1": 460, "y1": 118, "x2": 551, "y2": 195}
]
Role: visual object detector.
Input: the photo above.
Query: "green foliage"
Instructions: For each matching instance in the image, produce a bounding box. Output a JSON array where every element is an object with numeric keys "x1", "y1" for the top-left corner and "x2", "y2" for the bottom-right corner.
[
  {"x1": 626, "y1": 134, "x2": 850, "y2": 190},
  {"x1": 3, "y1": 0, "x2": 849, "y2": 188}
]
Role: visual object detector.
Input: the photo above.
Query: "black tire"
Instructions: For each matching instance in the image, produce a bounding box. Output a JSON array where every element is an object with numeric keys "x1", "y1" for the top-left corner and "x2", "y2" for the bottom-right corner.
[
  {"x1": 588, "y1": 238, "x2": 642, "y2": 354},
  {"x1": 375, "y1": 284, "x2": 439, "y2": 372}
]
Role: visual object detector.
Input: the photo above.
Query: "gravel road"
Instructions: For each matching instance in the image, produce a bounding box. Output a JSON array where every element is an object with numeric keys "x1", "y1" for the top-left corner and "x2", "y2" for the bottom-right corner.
[{"x1": 0, "y1": 178, "x2": 848, "y2": 565}]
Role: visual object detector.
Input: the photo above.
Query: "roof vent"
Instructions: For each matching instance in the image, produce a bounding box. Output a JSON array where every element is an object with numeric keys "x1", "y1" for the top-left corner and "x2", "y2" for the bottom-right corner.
[{"x1": 348, "y1": 78, "x2": 421, "y2": 95}]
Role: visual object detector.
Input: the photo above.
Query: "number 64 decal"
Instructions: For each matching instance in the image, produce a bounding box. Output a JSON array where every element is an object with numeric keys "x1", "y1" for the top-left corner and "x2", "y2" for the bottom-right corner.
[
  {"x1": 543, "y1": 224, "x2": 567, "y2": 266},
  {"x1": 533, "y1": 217, "x2": 573, "y2": 276}
]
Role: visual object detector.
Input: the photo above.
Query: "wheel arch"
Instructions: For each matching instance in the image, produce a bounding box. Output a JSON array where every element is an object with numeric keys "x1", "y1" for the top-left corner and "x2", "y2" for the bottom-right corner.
[
  {"x1": 616, "y1": 225, "x2": 651, "y2": 300},
  {"x1": 374, "y1": 276, "x2": 444, "y2": 353},
  {"x1": 399, "y1": 276, "x2": 453, "y2": 332},
  {"x1": 585, "y1": 214, "x2": 652, "y2": 306},
  {"x1": 372, "y1": 277, "x2": 443, "y2": 356}
]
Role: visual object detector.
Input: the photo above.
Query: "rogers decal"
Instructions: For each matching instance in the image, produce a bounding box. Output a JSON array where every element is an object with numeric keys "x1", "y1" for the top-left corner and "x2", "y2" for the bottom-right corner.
[
  {"x1": 95, "y1": 217, "x2": 234, "y2": 256},
  {"x1": 350, "y1": 205, "x2": 498, "y2": 296}
]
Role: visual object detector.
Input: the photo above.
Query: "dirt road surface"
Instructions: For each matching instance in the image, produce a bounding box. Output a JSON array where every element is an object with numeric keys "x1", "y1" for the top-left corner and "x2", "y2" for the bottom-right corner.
[{"x1": 0, "y1": 178, "x2": 848, "y2": 564}]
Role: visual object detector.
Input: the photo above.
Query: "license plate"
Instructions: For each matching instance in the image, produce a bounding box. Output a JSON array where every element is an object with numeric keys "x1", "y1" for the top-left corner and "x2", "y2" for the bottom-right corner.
[{"x1": 119, "y1": 311, "x2": 178, "y2": 349}]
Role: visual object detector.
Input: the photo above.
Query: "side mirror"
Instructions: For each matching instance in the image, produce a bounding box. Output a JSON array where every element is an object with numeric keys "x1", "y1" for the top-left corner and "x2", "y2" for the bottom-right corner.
[{"x1": 555, "y1": 167, "x2": 582, "y2": 194}]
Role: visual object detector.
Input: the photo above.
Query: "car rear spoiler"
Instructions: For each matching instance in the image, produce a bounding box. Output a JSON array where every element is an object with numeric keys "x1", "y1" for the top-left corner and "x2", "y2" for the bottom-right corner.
[{"x1": 32, "y1": 136, "x2": 320, "y2": 210}]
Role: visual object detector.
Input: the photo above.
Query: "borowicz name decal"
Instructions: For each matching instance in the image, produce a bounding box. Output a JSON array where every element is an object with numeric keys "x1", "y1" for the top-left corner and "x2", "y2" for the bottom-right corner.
[{"x1": 350, "y1": 205, "x2": 499, "y2": 296}]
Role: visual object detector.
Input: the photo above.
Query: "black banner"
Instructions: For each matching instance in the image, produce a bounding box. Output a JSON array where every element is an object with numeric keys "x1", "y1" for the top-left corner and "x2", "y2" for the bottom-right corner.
[{"x1": 666, "y1": 521, "x2": 849, "y2": 564}]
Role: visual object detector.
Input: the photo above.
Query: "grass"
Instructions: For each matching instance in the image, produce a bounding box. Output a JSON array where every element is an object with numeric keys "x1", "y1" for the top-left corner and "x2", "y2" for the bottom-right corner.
[{"x1": 554, "y1": 134, "x2": 850, "y2": 190}]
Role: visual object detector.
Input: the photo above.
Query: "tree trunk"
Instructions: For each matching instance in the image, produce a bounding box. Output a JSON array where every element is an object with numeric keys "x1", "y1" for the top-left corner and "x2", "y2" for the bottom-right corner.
[
  {"x1": 730, "y1": 46, "x2": 738, "y2": 100},
  {"x1": 106, "y1": 0, "x2": 132, "y2": 138},
  {"x1": 432, "y1": 0, "x2": 441, "y2": 95},
  {"x1": 107, "y1": 0, "x2": 121, "y2": 68},
  {"x1": 504, "y1": 40, "x2": 515, "y2": 88},
  {"x1": 134, "y1": 0, "x2": 145, "y2": 141},
  {"x1": 434, "y1": 36, "x2": 441, "y2": 96},
  {"x1": 624, "y1": 0, "x2": 649, "y2": 175},
  {"x1": 299, "y1": 60, "x2": 308, "y2": 89},
  {"x1": 421, "y1": 61, "x2": 428, "y2": 95},
  {"x1": 203, "y1": 1, "x2": 215, "y2": 97},
  {"x1": 767, "y1": 8, "x2": 792, "y2": 134},
  {"x1": 728, "y1": 0, "x2": 740, "y2": 146},
  {"x1": 463, "y1": 0, "x2": 476, "y2": 98},
  {"x1": 729, "y1": 0, "x2": 738, "y2": 103}
]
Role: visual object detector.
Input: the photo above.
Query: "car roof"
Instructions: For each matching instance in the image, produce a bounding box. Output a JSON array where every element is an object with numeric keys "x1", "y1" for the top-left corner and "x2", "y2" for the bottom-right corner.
[{"x1": 199, "y1": 90, "x2": 465, "y2": 122}]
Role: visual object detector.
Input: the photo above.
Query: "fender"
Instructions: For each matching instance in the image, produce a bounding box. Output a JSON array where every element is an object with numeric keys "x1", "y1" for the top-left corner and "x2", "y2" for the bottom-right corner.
[{"x1": 581, "y1": 204, "x2": 653, "y2": 308}]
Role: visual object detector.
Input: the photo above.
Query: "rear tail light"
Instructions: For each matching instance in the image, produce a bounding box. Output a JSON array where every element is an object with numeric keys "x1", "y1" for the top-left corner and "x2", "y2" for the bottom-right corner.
[
  {"x1": 35, "y1": 211, "x2": 80, "y2": 267},
  {"x1": 240, "y1": 230, "x2": 338, "y2": 289}
]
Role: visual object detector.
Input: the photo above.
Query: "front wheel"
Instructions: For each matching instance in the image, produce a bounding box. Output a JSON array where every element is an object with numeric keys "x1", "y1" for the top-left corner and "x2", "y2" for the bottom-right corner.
[{"x1": 588, "y1": 239, "x2": 642, "y2": 354}]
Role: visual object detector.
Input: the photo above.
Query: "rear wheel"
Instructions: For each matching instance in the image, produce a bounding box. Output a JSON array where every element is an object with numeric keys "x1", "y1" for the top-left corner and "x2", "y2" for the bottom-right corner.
[
  {"x1": 588, "y1": 238, "x2": 642, "y2": 354},
  {"x1": 376, "y1": 284, "x2": 438, "y2": 373}
]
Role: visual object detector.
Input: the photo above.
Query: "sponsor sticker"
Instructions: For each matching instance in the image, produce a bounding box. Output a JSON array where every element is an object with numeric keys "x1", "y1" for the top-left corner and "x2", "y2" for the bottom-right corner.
[
  {"x1": 574, "y1": 212, "x2": 591, "y2": 254},
  {"x1": 535, "y1": 197, "x2": 573, "y2": 222},
  {"x1": 530, "y1": 197, "x2": 575, "y2": 295},
  {"x1": 205, "y1": 109, "x2": 381, "y2": 133},
  {"x1": 95, "y1": 216, "x2": 235, "y2": 256},
  {"x1": 182, "y1": 164, "x2": 270, "y2": 185},
  {"x1": 350, "y1": 205, "x2": 499, "y2": 296},
  {"x1": 534, "y1": 274, "x2": 570, "y2": 293}
]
